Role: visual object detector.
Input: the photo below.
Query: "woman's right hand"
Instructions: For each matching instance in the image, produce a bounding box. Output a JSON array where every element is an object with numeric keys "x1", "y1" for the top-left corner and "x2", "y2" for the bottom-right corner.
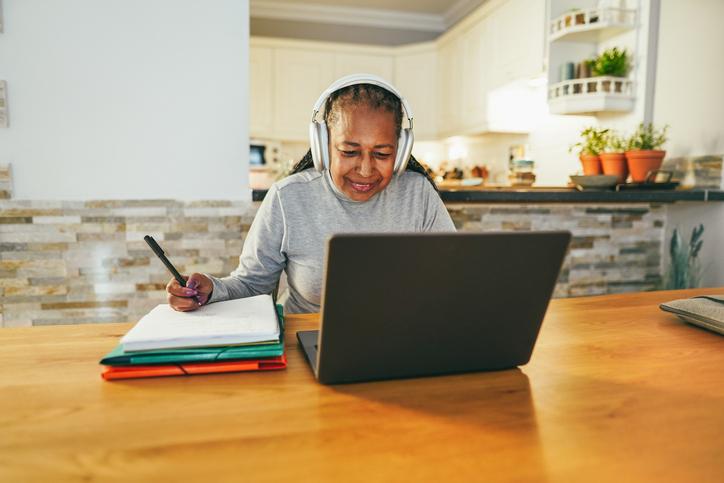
[{"x1": 166, "y1": 273, "x2": 213, "y2": 312}]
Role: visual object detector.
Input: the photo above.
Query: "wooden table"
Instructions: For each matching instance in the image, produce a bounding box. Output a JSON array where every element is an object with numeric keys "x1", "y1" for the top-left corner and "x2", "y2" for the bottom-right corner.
[{"x1": 2, "y1": 288, "x2": 723, "y2": 482}]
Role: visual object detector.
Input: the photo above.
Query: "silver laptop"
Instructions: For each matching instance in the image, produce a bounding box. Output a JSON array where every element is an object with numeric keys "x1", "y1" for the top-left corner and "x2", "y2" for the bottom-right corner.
[{"x1": 297, "y1": 232, "x2": 571, "y2": 384}]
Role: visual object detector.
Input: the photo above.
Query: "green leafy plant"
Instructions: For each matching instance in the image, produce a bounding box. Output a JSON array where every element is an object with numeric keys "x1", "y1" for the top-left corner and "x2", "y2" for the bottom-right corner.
[
  {"x1": 592, "y1": 47, "x2": 630, "y2": 77},
  {"x1": 626, "y1": 122, "x2": 669, "y2": 151},
  {"x1": 602, "y1": 130, "x2": 626, "y2": 153},
  {"x1": 569, "y1": 127, "x2": 609, "y2": 156},
  {"x1": 664, "y1": 224, "x2": 705, "y2": 289}
]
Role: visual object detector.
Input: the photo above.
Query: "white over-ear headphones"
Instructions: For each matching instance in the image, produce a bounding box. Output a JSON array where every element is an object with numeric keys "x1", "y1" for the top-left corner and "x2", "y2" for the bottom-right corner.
[{"x1": 309, "y1": 73, "x2": 415, "y2": 175}]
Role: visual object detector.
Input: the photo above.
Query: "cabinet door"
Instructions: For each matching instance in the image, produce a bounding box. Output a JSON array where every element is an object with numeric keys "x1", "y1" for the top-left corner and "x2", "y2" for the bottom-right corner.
[
  {"x1": 273, "y1": 48, "x2": 335, "y2": 141},
  {"x1": 489, "y1": 0, "x2": 545, "y2": 87},
  {"x1": 437, "y1": 36, "x2": 463, "y2": 137},
  {"x1": 250, "y1": 46, "x2": 273, "y2": 138},
  {"x1": 394, "y1": 48, "x2": 437, "y2": 140},
  {"x1": 461, "y1": 20, "x2": 489, "y2": 132},
  {"x1": 334, "y1": 53, "x2": 394, "y2": 81}
]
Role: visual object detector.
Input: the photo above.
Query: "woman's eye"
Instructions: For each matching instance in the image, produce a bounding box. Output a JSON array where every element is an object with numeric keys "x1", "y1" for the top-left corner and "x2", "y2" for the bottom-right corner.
[
  {"x1": 375, "y1": 153, "x2": 392, "y2": 159},
  {"x1": 341, "y1": 151, "x2": 358, "y2": 157}
]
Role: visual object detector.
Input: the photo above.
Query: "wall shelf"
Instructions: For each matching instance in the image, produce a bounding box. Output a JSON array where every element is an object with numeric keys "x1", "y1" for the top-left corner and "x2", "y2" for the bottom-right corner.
[
  {"x1": 550, "y1": 8, "x2": 637, "y2": 42},
  {"x1": 548, "y1": 76, "x2": 635, "y2": 114}
]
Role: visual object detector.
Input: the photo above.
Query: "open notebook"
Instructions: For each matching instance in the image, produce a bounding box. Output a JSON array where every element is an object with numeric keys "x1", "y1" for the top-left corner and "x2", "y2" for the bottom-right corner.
[{"x1": 120, "y1": 294, "x2": 280, "y2": 352}]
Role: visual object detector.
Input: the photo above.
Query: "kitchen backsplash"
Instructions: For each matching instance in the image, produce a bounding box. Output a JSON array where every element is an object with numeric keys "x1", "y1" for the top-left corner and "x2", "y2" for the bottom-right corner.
[
  {"x1": 1, "y1": 198, "x2": 667, "y2": 327},
  {"x1": 0, "y1": 165, "x2": 11, "y2": 199}
]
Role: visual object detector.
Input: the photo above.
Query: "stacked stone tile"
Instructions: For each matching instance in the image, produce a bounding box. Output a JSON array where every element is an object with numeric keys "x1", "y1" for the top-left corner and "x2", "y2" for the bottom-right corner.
[
  {"x1": 447, "y1": 203, "x2": 666, "y2": 298},
  {"x1": 662, "y1": 155, "x2": 723, "y2": 188},
  {"x1": 0, "y1": 165, "x2": 11, "y2": 199},
  {"x1": 1, "y1": 199, "x2": 667, "y2": 326},
  {"x1": 0, "y1": 200, "x2": 255, "y2": 327}
]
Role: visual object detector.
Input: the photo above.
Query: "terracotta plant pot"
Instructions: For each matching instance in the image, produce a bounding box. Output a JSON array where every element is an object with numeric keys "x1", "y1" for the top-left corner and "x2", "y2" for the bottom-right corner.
[
  {"x1": 625, "y1": 150, "x2": 666, "y2": 182},
  {"x1": 600, "y1": 152, "x2": 628, "y2": 184},
  {"x1": 579, "y1": 154, "x2": 602, "y2": 175}
]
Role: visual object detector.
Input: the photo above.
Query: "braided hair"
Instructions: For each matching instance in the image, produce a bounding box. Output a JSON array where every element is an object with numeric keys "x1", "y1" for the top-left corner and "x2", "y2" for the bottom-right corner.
[{"x1": 288, "y1": 83, "x2": 438, "y2": 192}]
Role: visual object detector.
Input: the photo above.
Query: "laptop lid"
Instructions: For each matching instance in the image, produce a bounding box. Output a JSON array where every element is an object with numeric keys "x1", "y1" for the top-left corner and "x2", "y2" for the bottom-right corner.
[{"x1": 313, "y1": 231, "x2": 570, "y2": 384}]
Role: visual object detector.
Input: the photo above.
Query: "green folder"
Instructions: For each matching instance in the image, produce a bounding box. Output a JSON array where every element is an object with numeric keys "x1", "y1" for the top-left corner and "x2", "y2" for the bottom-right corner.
[{"x1": 100, "y1": 305, "x2": 285, "y2": 366}]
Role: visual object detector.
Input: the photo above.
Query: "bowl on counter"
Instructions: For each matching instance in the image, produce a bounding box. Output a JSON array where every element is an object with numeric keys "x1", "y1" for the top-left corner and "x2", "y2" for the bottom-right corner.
[{"x1": 570, "y1": 175, "x2": 618, "y2": 191}]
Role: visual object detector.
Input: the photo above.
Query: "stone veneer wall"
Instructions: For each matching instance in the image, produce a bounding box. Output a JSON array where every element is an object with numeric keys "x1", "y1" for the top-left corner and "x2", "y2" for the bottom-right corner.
[
  {"x1": 0, "y1": 200, "x2": 256, "y2": 327},
  {"x1": 0, "y1": 165, "x2": 11, "y2": 199},
  {"x1": 0, "y1": 199, "x2": 665, "y2": 327},
  {"x1": 662, "y1": 155, "x2": 723, "y2": 188},
  {"x1": 446, "y1": 204, "x2": 666, "y2": 298}
]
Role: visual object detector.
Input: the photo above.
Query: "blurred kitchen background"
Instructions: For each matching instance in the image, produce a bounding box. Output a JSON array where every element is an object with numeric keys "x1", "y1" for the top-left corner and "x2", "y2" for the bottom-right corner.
[{"x1": 0, "y1": 0, "x2": 722, "y2": 326}]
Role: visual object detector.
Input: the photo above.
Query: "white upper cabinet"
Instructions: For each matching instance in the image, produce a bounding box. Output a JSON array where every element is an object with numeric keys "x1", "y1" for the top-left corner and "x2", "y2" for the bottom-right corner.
[
  {"x1": 394, "y1": 45, "x2": 437, "y2": 140},
  {"x1": 249, "y1": 0, "x2": 548, "y2": 140},
  {"x1": 334, "y1": 53, "x2": 394, "y2": 81},
  {"x1": 461, "y1": 19, "x2": 489, "y2": 132},
  {"x1": 251, "y1": 39, "x2": 394, "y2": 141},
  {"x1": 250, "y1": 46, "x2": 273, "y2": 138},
  {"x1": 273, "y1": 48, "x2": 335, "y2": 141},
  {"x1": 493, "y1": 0, "x2": 545, "y2": 85},
  {"x1": 437, "y1": 35, "x2": 463, "y2": 137}
]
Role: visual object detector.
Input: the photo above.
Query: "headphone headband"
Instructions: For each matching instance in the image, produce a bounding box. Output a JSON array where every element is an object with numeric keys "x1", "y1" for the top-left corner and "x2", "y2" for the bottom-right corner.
[{"x1": 311, "y1": 73, "x2": 414, "y2": 128}]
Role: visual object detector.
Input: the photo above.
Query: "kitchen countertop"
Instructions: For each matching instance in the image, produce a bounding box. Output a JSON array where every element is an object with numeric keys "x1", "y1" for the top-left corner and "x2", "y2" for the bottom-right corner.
[{"x1": 251, "y1": 187, "x2": 724, "y2": 203}]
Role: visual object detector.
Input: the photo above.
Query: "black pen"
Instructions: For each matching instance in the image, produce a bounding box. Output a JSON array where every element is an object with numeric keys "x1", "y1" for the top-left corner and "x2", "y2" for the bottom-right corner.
[{"x1": 144, "y1": 235, "x2": 200, "y2": 304}]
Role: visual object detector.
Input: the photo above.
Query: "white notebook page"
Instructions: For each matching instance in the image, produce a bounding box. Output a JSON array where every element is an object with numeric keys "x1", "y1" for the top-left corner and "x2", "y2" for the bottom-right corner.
[{"x1": 120, "y1": 294, "x2": 280, "y2": 351}]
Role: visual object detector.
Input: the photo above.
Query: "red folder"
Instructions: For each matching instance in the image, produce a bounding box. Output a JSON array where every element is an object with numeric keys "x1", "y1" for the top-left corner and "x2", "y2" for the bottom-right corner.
[{"x1": 101, "y1": 355, "x2": 287, "y2": 381}]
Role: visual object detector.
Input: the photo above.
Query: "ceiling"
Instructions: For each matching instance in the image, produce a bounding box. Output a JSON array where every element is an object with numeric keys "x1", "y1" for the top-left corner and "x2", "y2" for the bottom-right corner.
[
  {"x1": 250, "y1": 0, "x2": 487, "y2": 46},
  {"x1": 273, "y1": 0, "x2": 457, "y2": 15}
]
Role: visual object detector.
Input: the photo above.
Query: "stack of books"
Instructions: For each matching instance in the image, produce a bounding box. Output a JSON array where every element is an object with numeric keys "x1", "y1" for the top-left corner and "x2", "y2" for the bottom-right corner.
[{"x1": 99, "y1": 294, "x2": 287, "y2": 380}]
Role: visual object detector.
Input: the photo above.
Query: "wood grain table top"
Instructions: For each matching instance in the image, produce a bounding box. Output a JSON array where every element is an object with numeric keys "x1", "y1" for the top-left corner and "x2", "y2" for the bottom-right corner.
[{"x1": 2, "y1": 288, "x2": 723, "y2": 482}]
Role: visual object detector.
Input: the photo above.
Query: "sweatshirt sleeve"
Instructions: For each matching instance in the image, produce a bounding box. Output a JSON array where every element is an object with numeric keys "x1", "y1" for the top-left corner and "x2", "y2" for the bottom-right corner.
[
  {"x1": 422, "y1": 181, "x2": 457, "y2": 232},
  {"x1": 205, "y1": 183, "x2": 287, "y2": 303}
]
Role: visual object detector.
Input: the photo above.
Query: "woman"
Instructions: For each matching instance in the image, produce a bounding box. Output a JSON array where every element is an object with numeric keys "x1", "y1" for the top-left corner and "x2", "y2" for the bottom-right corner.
[{"x1": 167, "y1": 75, "x2": 456, "y2": 314}]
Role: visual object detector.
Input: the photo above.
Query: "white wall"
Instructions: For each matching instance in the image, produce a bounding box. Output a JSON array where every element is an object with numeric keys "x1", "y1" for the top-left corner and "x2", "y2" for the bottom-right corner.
[
  {"x1": 656, "y1": 0, "x2": 724, "y2": 287},
  {"x1": 654, "y1": 0, "x2": 724, "y2": 158},
  {"x1": 0, "y1": 0, "x2": 250, "y2": 200}
]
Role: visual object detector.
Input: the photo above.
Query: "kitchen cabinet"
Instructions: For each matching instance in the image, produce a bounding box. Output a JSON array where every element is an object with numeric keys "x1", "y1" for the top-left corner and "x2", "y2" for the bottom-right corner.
[
  {"x1": 272, "y1": 48, "x2": 335, "y2": 141},
  {"x1": 461, "y1": 19, "x2": 489, "y2": 132},
  {"x1": 437, "y1": 0, "x2": 545, "y2": 135},
  {"x1": 487, "y1": 0, "x2": 545, "y2": 89},
  {"x1": 250, "y1": 46, "x2": 273, "y2": 138},
  {"x1": 252, "y1": 39, "x2": 394, "y2": 141},
  {"x1": 249, "y1": 0, "x2": 547, "y2": 141},
  {"x1": 333, "y1": 53, "x2": 394, "y2": 82},
  {"x1": 436, "y1": 34, "x2": 463, "y2": 137},
  {"x1": 394, "y1": 44, "x2": 437, "y2": 140}
]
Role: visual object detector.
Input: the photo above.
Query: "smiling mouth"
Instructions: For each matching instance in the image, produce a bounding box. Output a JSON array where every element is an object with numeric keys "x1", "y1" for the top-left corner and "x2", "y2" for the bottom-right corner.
[{"x1": 347, "y1": 179, "x2": 378, "y2": 193}]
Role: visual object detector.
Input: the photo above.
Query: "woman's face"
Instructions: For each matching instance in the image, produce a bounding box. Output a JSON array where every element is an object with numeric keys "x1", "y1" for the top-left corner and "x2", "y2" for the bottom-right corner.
[{"x1": 328, "y1": 104, "x2": 398, "y2": 202}]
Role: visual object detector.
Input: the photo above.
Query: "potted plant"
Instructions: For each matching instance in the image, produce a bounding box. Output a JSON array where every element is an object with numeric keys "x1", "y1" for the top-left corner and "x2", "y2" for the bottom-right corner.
[
  {"x1": 591, "y1": 47, "x2": 630, "y2": 92},
  {"x1": 664, "y1": 224, "x2": 705, "y2": 289},
  {"x1": 599, "y1": 131, "x2": 628, "y2": 183},
  {"x1": 625, "y1": 123, "x2": 669, "y2": 182},
  {"x1": 570, "y1": 127, "x2": 608, "y2": 175}
]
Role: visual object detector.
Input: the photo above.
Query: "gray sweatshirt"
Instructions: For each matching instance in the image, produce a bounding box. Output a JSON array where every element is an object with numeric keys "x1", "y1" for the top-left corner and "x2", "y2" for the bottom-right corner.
[{"x1": 207, "y1": 168, "x2": 456, "y2": 313}]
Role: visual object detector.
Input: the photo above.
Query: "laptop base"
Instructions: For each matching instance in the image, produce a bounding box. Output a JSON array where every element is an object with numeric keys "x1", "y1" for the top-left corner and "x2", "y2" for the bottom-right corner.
[{"x1": 297, "y1": 330, "x2": 319, "y2": 374}]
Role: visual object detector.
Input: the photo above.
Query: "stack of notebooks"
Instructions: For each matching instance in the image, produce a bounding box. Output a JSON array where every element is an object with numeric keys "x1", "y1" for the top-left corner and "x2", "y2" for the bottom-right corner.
[{"x1": 99, "y1": 294, "x2": 287, "y2": 380}]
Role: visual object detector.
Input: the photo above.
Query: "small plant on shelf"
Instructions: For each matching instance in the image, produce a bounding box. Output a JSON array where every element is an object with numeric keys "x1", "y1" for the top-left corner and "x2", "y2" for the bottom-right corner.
[
  {"x1": 569, "y1": 126, "x2": 608, "y2": 175},
  {"x1": 592, "y1": 47, "x2": 631, "y2": 77},
  {"x1": 625, "y1": 122, "x2": 669, "y2": 182},
  {"x1": 664, "y1": 224, "x2": 705, "y2": 289}
]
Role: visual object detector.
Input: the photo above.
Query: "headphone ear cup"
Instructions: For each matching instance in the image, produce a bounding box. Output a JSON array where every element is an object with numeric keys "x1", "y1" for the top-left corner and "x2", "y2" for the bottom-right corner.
[
  {"x1": 309, "y1": 121, "x2": 330, "y2": 172},
  {"x1": 394, "y1": 128, "x2": 414, "y2": 174},
  {"x1": 309, "y1": 121, "x2": 322, "y2": 171},
  {"x1": 318, "y1": 121, "x2": 330, "y2": 171}
]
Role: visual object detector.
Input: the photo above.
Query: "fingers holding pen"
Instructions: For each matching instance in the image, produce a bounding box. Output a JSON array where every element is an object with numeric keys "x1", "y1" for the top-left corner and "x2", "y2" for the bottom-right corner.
[
  {"x1": 168, "y1": 294, "x2": 201, "y2": 312},
  {"x1": 166, "y1": 276, "x2": 201, "y2": 311}
]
